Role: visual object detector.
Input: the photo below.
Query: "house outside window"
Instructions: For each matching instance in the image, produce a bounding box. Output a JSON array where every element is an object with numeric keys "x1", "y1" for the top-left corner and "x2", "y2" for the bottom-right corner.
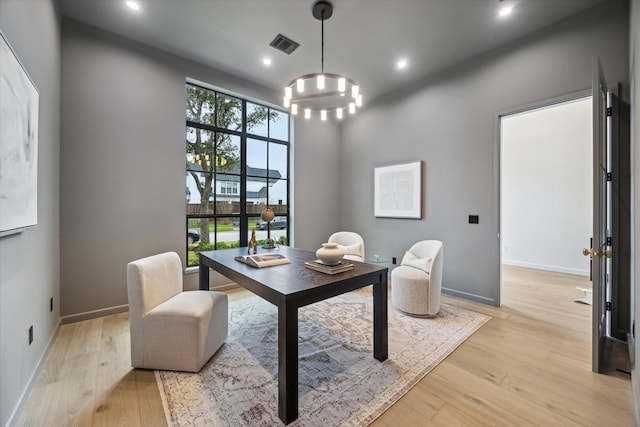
[{"x1": 185, "y1": 82, "x2": 290, "y2": 266}]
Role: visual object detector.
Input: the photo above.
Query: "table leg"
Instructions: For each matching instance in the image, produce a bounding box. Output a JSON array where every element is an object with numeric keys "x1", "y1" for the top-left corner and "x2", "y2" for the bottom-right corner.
[
  {"x1": 278, "y1": 303, "x2": 298, "y2": 424},
  {"x1": 373, "y1": 272, "x2": 388, "y2": 361},
  {"x1": 199, "y1": 258, "x2": 209, "y2": 291}
]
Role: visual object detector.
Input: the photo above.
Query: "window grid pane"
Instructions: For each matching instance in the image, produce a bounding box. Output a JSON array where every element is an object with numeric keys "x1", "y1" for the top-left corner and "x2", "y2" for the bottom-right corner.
[{"x1": 186, "y1": 83, "x2": 290, "y2": 266}]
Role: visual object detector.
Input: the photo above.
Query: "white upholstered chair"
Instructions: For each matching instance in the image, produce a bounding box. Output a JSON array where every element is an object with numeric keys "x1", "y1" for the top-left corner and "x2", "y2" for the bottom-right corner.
[
  {"x1": 391, "y1": 240, "x2": 443, "y2": 317},
  {"x1": 127, "y1": 252, "x2": 228, "y2": 372},
  {"x1": 328, "y1": 231, "x2": 365, "y2": 262}
]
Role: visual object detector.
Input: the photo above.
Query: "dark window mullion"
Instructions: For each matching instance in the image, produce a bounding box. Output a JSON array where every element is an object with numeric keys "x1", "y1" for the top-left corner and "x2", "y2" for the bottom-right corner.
[
  {"x1": 212, "y1": 130, "x2": 218, "y2": 249},
  {"x1": 285, "y1": 120, "x2": 290, "y2": 235},
  {"x1": 186, "y1": 121, "x2": 243, "y2": 138},
  {"x1": 239, "y1": 99, "x2": 248, "y2": 247}
]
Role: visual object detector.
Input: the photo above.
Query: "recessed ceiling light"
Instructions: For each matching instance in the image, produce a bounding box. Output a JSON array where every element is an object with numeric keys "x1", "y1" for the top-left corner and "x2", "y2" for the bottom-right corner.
[
  {"x1": 396, "y1": 59, "x2": 408, "y2": 70},
  {"x1": 498, "y1": 5, "x2": 513, "y2": 17},
  {"x1": 126, "y1": 1, "x2": 141, "y2": 11},
  {"x1": 263, "y1": 58, "x2": 272, "y2": 66}
]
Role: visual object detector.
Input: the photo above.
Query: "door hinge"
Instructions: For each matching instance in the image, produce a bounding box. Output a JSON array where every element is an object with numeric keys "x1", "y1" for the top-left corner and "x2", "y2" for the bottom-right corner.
[
  {"x1": 606, "y1": 302, "x2": 611, "y2": 311},
  {"x1": 606, "y1": 107, "x2": 613, "y2": 116},
  {"x1": 607, "y1": 172, "x2": 613, "y2": 181},
  {"x1": 607, "y1": 236, "x2": 612, "y2": 246}
]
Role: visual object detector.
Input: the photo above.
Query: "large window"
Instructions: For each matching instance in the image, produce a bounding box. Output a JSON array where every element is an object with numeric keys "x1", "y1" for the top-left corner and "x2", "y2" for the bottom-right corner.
[{"x1": 185, "y1": 83, "x2": 290, "y2": 266}]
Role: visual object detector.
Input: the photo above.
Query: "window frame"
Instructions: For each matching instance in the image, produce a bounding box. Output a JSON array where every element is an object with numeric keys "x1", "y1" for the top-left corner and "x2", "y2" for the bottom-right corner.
[{"x1": 185, "y1": 82, "x2": 290, "y2": 266}]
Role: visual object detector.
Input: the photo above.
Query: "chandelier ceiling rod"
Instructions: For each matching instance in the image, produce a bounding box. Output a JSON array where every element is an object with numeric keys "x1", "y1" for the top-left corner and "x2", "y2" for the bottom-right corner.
[
  {"x1": 320, "y1": 6, "x2": 324, "y2": 74},
  {"x1": 314, "y1": 0, "x2": 331, "y2": 75}
]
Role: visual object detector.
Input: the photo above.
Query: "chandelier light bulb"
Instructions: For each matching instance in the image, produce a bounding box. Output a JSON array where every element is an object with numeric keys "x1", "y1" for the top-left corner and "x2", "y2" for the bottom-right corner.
[
  {"x1": 321, "y1": 110, "x2": 327, "y2": 121},
  {"x1": 355, "y1": 94, "x2": 363, "y2": 107},
  {"x1": 351, "y1": 85, "x2": 359, "y2": 99},
  {"x1": 297, "y1": 79, "x2": 305, "y2": 93},
  {"x1": 283, "y1": 97, "x2": 290, "y2": 108},
  {"x1": 338, "y1": 78, "x2": 346, "y2": 92},
  {"x1": 317, "y1": 75, "x2": 325, "y2": 90},
  {"x1": 304, "y1": 108, "x2": 311, "y2": 119},
  {"x1": 291, "y1": 104, "x2": 298, "y2": 115},
  {"x1": 285, "y1": 87, "x2": 292, "y2": 99},
  {"x1": 336, "y1": 108, "x2": 343, "y2": 119},
  {"x1": 349, "y1": 103, "x2": 356, "y2": 114}
]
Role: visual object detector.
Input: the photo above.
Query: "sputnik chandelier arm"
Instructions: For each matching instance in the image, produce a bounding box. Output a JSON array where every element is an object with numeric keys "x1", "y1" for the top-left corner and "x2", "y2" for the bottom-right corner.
[{"x1": 282, "y1": 0, "x2": 363, "y2": 120}]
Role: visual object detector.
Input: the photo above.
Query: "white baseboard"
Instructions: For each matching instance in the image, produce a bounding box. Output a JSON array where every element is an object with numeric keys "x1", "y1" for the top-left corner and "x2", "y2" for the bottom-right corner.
[
  {"x1": 442, "y1": 287, "x2": 496, "y2": 306},
  {"x1": 210, "y1": 282, "x2": 241, "y2": 292},
  {"x1": 5, "y1": 319, "x2": 61, "y2": 427},
  {"x1": 502, "y1": 259, "x2": 589, "y2": 277},
  {"x1": 61, "y1": 304, "x2": 129, "y2": 324}
]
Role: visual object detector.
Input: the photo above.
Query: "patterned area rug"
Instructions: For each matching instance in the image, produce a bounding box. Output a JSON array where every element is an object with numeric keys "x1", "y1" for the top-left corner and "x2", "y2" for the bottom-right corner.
[{"x1": 156, "y1": 289, "x2": 489, "y2": 426}]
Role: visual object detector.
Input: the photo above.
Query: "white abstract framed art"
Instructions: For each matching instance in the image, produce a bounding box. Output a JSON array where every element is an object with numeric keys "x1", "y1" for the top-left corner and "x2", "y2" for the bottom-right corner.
[
  {"x1": 0, "y1": 30, "x2": 39, "y2": 236},
  {"x1": 374, "y1": 161, "x2": 422, "y2": 219}
]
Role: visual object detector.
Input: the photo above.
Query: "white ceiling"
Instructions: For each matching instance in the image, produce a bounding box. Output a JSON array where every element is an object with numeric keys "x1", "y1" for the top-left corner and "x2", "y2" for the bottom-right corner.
[{"x1": 59, "y1": 0, "x2": 605, "y2": 103}]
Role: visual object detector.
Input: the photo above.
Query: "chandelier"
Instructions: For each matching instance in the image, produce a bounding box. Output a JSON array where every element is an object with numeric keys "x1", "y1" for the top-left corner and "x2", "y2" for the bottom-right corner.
[{"x1": 283, "y1": 0, "x2": 362, "y2": 120}]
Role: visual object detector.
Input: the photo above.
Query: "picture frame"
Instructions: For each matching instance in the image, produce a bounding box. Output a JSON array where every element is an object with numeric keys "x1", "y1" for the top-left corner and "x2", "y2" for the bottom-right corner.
[
  {"x1": 0, "y1": 30, "x2": 39, "y2": 236},
  {"x1": 374, "y1": 161, "x2": 422, "y2": 219}
]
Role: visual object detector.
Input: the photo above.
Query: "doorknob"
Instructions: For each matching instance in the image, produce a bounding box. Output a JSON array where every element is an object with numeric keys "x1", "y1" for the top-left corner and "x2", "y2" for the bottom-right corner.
[{"x1": 582, "y1": 248, "x2": 612, "y2": 258}]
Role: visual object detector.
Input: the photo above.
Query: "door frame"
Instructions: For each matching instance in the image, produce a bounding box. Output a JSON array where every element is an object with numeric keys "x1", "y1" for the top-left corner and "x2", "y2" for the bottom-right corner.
[
  {"x1": 607, "y1": 83, "x2": 630, "y2": 343},
  {"x1": 495, "y1": 89, "x2": 591, "y2": 307},
  {"x1": 495, "y1": 81, "x2": 627, "y2": 373}
]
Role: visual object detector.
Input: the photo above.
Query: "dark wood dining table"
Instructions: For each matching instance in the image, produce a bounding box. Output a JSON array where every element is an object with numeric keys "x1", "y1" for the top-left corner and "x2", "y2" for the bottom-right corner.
[{"x1": 199, "y1": 246, "x2": 388, "y2": 424}]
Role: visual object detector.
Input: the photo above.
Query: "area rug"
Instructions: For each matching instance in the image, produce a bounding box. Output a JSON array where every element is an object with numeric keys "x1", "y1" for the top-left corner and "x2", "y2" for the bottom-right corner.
[{"x1": 156, "y1": 289, "x2": 489, "y2": 426}]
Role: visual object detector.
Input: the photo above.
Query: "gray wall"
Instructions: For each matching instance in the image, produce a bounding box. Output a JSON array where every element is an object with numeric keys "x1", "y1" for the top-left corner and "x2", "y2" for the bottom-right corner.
[
  {"x1": 60, "y1": 19, "x2": 339, "y2": 317},
  {"x1": 339, "y1": 0, "x2": 630, "y2": 305},
  {"x1": 292, "y1": 118, "x2": 341, "y2": 251},
  {"x1": 0, "y1": 1, "x2": 60, "y2": 425}
]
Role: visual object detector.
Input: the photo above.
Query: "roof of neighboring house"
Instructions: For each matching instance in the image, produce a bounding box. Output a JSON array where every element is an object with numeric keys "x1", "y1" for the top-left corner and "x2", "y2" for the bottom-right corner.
[{"x1": 186, "y1": 164, "x2": 282, "y2": 182}]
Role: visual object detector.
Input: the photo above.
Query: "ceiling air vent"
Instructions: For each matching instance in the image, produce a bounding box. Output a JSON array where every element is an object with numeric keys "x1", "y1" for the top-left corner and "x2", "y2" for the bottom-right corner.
[{"x1": 269, "y1": 34, "x2": 300, "y2": 55}]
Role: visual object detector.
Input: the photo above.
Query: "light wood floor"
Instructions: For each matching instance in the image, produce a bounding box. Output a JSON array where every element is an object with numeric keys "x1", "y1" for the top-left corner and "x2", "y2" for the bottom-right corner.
[{"x1": 17, "y1": 266, "x2": 633, "y2": 426}]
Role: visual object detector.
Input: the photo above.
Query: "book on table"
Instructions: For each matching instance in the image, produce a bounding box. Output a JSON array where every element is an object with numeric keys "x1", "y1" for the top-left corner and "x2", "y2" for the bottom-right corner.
[
  {"x1": 235, "y1": 253, "x2": 290, "y2": 268},
  {"x1": 304, "y1": 259, "x2": 354, "y2": 274}
]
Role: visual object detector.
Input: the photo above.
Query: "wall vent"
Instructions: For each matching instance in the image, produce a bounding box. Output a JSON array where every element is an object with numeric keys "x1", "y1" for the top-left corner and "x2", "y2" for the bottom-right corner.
[{"x1": 269, "y1": 34, "x2": 300, "y2": 55}]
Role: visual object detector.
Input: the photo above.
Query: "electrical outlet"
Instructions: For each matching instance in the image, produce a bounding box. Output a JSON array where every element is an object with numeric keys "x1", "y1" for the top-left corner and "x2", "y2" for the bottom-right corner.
[
  {"x1": 392, "y1": 257, "x2": 397, "y2": 265},
  {"x1": 28, "y1": 326, "x2": 33, "y2": 345},
  {"x1": 50, "y1": 297, "x2": 53, "y2": 312}
]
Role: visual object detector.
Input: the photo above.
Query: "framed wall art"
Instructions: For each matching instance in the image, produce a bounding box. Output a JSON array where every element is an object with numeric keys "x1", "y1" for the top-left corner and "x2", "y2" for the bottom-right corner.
[
  {"x1": 374, "y1": 161, "x2": 422, "y2": 219},
  {"x1": 0, "y1": 30, "x2": 39, "y2": 236}
]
